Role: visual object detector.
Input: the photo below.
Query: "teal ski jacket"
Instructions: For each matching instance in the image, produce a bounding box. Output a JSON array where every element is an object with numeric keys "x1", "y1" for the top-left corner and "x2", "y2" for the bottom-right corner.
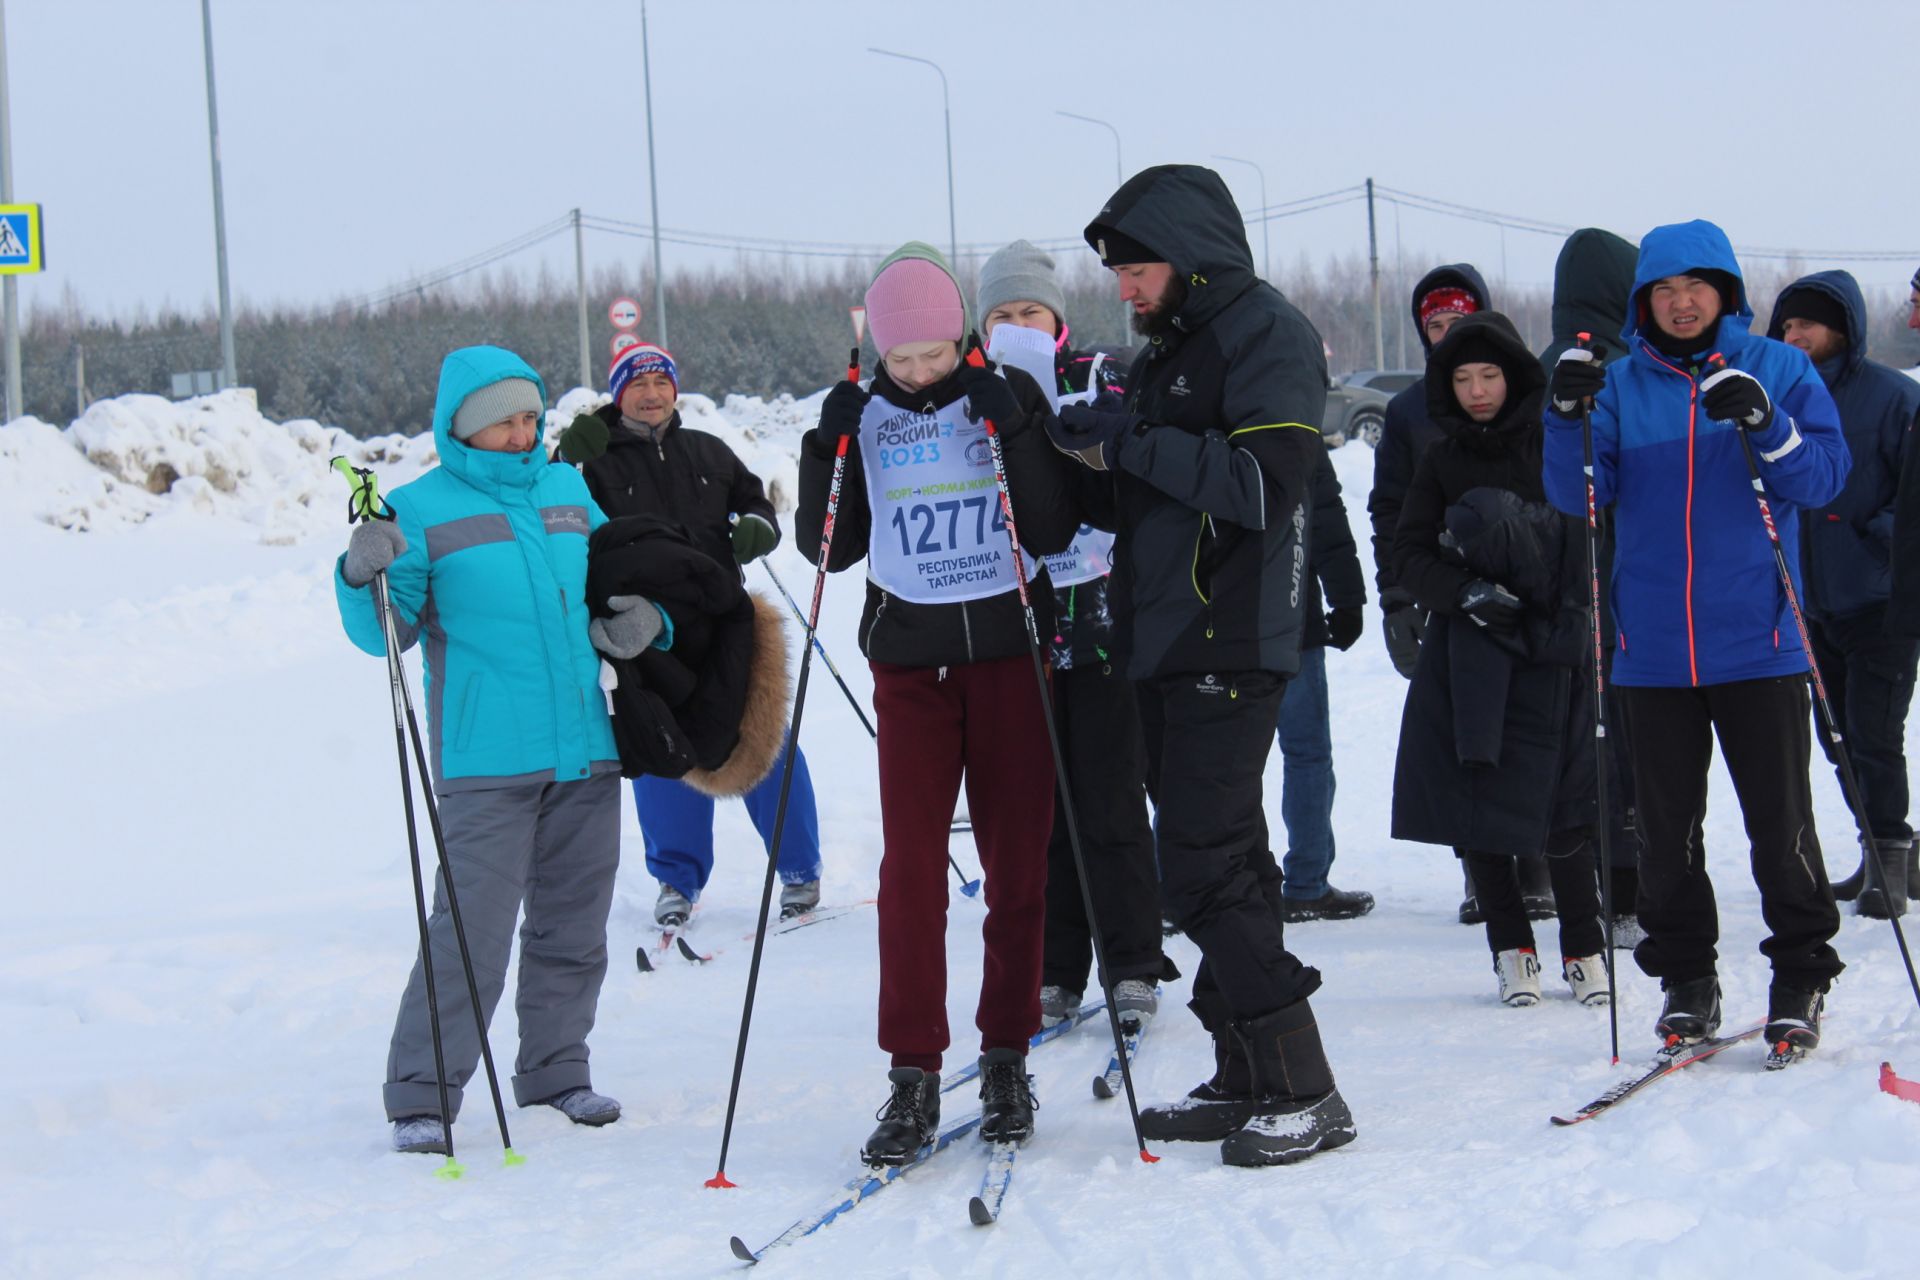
[{"x1": 335, "y1": 346, "x2": 620, "y2": 793}]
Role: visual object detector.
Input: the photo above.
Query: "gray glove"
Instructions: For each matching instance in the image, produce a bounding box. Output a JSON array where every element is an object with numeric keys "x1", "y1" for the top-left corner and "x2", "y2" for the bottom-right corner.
[
  {"x1": 589, "y1": 594, "x2": 665, "y2": 659},
  {"x1": 342, "y1": 520, "x2": 407, "y2": 587},
  {"x1": 1382, "y1": 603, "x2": 1426, "y2": 680}
]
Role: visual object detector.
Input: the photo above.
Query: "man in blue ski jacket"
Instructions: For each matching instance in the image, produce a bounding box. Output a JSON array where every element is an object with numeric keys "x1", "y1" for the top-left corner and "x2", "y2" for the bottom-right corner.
[{"x1": 1541, "y1": 220, "x2": 1848, "y2": 1059}]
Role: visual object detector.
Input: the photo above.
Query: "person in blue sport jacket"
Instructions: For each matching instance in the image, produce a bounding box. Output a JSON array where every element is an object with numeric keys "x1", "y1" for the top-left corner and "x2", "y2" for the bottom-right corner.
[
  {"x1": 335, "y1": 345, "x2": 666, "y2": 1155},
  {"x1": 1766, "y1": 272, "x2": 1920, "y2": 919},
  {"x1": 1540, "y1": 220, "x2": 1849, "y2": 1060}
]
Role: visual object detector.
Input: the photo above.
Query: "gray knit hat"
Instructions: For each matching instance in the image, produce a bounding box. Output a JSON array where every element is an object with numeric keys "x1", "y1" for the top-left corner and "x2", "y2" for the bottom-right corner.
[
  {"x1": 451, "y1": 377, "x2": 544, "y2": 441},
  {"x1": 978, "y1": 239, "x2": 1068, "y2": 328}
]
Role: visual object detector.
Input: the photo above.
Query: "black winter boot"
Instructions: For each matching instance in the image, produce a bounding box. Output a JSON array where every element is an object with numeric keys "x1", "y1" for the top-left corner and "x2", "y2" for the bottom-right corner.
[
  {"x1": 1763, "y1": 981, "x2": 1825, "y2": 1061},
  {"x1": 1857, "y1": 838, "x2": 1911, "y2": 920},
  {"x1": 1654, "y1": 975, "x2": 1722, "y2": 1044},
  {"x1": 1831, "y1": 838, "x2": 1868, "y2": 903},
  {"x1": 1219, "y1": 999, "x2": 1357, "y2": 1168},
  {"x1": 1140, "y1": 994, "x2": 1259, "y2": 1142},
  {"x1": 862, "y1": 1067, "x2": 939, "y2": 1167},
  {"x1": 1457, "y1": 863, "x2": 1484, "y2": 925},
  {"x1": 1909, "y1": 838, "x2": 1920, "y2": 899},
  {"x1": 977, "y1": 1049, "x2": 1036, "y2": 1144},
  {"x1": 1520, "y1": 856, "x2": 1557, "y2": 921}
]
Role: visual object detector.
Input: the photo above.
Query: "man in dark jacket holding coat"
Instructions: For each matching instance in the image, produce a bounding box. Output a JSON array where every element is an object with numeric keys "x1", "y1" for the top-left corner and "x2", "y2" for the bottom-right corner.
[
  {"x1": 1048, "y1": 164, "x2": 1356, "y2": 1168},
  {"x1": 1767, "y1": 270, "x2": 1920, "y2": 917}
]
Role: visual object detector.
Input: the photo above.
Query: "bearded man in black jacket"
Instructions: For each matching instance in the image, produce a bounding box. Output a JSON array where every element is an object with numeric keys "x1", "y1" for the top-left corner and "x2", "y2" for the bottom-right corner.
[{"x1": 1047, "y1": 164, "x2": 1356, "y2": 1168}]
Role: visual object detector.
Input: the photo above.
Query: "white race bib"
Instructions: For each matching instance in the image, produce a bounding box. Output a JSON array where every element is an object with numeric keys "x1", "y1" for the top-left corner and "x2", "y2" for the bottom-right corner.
[{"x1": 859, "y1": 392, "x2": 1036, "y2": 605}]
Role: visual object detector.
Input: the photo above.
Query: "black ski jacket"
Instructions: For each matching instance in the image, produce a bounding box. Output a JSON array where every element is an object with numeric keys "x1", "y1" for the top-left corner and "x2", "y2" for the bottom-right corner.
[
  {"x1": 795, "y1": 357, "x2": 1078, "y2": 670},
  {"x1": 1367, "y1": 263, "x2": 1493, "y2": 610},
  {"x1": 1081, "y1": 164, "x2": 1326, "y2": 680},
  {"x1": 577, "y1": 407, "x2": 778, "y2": 573}
]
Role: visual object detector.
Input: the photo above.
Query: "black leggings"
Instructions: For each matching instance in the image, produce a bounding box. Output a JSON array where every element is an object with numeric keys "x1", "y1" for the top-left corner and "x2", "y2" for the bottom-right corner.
[{"x1": 1464, "y1": 843, "x2": 1602, "y2": 958}]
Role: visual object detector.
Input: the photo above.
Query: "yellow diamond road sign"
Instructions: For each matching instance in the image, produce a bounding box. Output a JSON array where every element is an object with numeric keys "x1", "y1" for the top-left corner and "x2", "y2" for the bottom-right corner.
[{"x1": 0, "y1": 204, "x2": 43, "y2": 275}]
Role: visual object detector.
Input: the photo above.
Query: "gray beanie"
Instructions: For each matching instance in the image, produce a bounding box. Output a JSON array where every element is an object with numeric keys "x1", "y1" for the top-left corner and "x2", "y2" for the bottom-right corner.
[
  {"x1": 978, "y1": 239, "x2": 1068, "y2": 327},
  {"x1": 452, "y1": 377, "x2": 544, "y2": 441}
]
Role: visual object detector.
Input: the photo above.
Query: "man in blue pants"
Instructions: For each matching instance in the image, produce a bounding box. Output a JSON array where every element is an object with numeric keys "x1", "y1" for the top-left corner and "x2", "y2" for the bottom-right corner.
[{"x1": 560, "y1": 344, "x2": 823, "y2": 923}]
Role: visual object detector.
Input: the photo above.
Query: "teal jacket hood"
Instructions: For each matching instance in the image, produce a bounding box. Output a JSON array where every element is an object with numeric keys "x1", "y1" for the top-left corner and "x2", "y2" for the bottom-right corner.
[{"x1": 431, "y1": 345, "x2": 551, "y2": 491}]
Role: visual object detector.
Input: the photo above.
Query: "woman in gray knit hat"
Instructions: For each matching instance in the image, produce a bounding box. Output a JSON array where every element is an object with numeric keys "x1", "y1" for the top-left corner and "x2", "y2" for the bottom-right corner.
[{"x1": 976, "y1": 239, "x2": 1173, "y2": 1036}]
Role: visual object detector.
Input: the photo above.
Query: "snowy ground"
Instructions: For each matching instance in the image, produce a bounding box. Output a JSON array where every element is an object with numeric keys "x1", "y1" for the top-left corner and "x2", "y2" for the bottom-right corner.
[{"x1": 4, "y1": 390, "x2": 1918, "y2": 1279}]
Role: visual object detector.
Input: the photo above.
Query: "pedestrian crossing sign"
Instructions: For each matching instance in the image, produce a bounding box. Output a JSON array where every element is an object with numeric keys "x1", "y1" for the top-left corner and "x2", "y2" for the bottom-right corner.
[{"x1": 0, "y1": 204, "x2": 44, "y2": 275}]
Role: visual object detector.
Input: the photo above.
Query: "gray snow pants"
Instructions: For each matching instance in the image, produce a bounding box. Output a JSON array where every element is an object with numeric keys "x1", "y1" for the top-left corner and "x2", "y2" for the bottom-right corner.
[{"x1": 383, "y1": 773, "x2": 621, "y2": 1121}]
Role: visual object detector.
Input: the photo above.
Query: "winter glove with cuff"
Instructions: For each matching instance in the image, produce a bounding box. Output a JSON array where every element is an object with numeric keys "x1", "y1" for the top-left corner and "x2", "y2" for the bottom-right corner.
[
  {"x1": 731, "y1": 513, "x2": 778, "y2": 564},
  {"x1": 1382, "y1": 602, "x2": 1426, "y2": 679},
  {"x1": 1457, "y1": 579, "x2": 1524, "y2": 638},
  {"x1": 1048, "y1": 403, "x2": 1138, "y2": 471},
  {"x1": 957, "y1": 366, "x2": 1023, "y2": 431},
  {"x1": 342, "y1": 520, "x2": 407, "y2": 588},
  {"x1": 1699, "y1": 367, "x2": 1774, "y2": 433},
  {"x1": 1326, "y1": 605, "x2": 1364, "y2": 652},
  {"x1": 816, "y1": 380, "x2": 871, "y2": 442},
  {"x1": 557, "y1": 412, "x2": 610, "y2": 463},
  {"x1": 589, "y1": 595, "x2": 669, "y2": 660},
  {"x1": 1549, "y1": 348, "x2": 1607, "y2": 415}
]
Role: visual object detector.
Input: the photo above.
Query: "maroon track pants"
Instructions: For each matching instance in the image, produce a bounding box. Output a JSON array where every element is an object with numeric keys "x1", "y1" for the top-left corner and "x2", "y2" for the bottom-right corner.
[{"x1": 871, "y1": 655, "x2": 1054, "y2": 1071}]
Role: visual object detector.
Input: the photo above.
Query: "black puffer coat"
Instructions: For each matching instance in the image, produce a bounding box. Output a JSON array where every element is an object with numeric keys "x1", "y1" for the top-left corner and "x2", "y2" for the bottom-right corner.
[
  {"x1": 1388, "y1": 313, "x2": 1595, "y2": 857},
  {"x1": 586, "y1": 516, "x2": 789, "y2": 796}
]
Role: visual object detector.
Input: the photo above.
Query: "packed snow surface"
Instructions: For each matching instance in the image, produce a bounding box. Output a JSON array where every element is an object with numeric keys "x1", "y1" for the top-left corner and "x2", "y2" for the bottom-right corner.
[{"x1": 4, "y1": 388, "x2": 1917, "y2": 1279}]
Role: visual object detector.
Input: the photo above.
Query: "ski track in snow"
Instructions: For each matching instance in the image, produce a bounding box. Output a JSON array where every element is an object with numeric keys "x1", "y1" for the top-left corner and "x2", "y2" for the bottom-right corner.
[{"x1": 5, "y1": 392, "x2": 1919, "y2": 1279}]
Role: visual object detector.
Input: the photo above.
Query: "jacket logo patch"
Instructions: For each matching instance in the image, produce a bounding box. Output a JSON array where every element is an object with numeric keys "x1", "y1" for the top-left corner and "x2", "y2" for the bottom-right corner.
[
  {"x1": 541, "y1": 505, "x2": 591, "y2": 536},
  {"x1": 1195, "y1": 672, "x2": 1225, "y2": 695},
  {"x1": 1170, "y1": 375, "x2": 1190, "y2": 397}
]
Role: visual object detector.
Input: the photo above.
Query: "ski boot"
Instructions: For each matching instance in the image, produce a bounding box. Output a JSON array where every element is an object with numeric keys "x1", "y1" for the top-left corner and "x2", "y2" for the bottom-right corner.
[
  {"x1": 978, "y1": 1048, "x2": 1037, "y2": 1144},
  {"x1": 1039, "y1": 984, "x2": 1083, "y2": 1029},
  {"x1": 1112, "y1": 978, "x2": 1159, "y2": 1031},
  {"x1": 1494, "y1": 947, "x2": 1542, "y2": 1006},
  {"x1": 1654, "y1": 975, "x2": 1721, "y2": 1047},
  {"x1": 1763, "y1": 982, "x2": 1824, "y2": 1069},
  {"x1": 654, "y1": 883, "x2": 692, "y2": 928},
  {"x1": 778, "y1": 879, "x2": 821, "y2": 921},
  {"x1": 1562, "y1": 954, "x2": 1612, "y2": 1007},
  {"x1": 862, "y1": 1067, "x2": 939, "y2": 1167}
]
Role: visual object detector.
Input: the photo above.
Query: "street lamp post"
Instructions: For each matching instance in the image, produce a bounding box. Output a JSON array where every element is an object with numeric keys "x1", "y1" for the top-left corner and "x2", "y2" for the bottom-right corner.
[
  {"x1": 200, "y1": 0, "x2": 236, "y2": 390},
  {"x1": 1057, "y1": 111, "x2": 1128, "y2": 338},
  {"x1": 869, "y1": 48, "x2": 956, "y2": 268},
  {"x1": 1212, "y1": 153, "x2": 1269, "y2": 282},
  {"x1": 642, "y1": 0, "x2": 667, "y2": 348}
]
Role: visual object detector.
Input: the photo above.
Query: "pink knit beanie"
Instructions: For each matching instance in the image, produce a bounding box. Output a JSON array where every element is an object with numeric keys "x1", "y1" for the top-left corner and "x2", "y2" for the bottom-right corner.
[{"x1": 865, "y1": 255, "x2": 966, "y2": 356}]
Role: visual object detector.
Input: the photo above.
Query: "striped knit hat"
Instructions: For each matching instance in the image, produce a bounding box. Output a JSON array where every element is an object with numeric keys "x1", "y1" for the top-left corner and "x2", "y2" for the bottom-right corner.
[{"x1": 609, "y1": 343, "x2": 679, "y2": 403}]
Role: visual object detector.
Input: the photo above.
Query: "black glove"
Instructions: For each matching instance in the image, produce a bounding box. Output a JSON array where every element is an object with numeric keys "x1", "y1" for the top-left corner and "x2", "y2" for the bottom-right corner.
[
  {"x1": 557, "y1": 412, "x2": 610, "y2": 463},
  {"x1": 1048, "y1": 403, "x2": 1137, "y2": 471},
  {"x1": 1700, "y1": 366, "x2": 1774, "y2": 433},
  {"x1": 1457, "y1": 579, "x2": 1524, "y2": 637},
  {"x1": 1326, "y1": 605, "x2": 1364, "y2": 652},
  {"x1": 957, "y1": 365, "x2": 1022, "y2": 429},
  {"x1": 1549, "y1": 348, "x2": 1607, "y2": 415},
  {"x1": 1382, "y1": 603, "x2": 1426, "y2": 679},
  {"x1": 817, "y1": 380, "x2": 871, "y2": 441}
]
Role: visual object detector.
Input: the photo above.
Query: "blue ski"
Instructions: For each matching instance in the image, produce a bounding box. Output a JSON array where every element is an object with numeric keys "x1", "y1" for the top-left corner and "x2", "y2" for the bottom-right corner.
[
  {"x1": 1091, "y1": 1011, "x2": 1152, "y2": 1100},
  {"x1": 967, "y1": 1141, "x2": 1019, "y2": 1225}
]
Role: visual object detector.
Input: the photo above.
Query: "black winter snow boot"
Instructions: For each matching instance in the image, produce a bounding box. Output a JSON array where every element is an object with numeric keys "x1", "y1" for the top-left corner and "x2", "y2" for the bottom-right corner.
[
  {"x1": 1219, "y1": 999, "x2": 1356, "y2": 1168},
  {"x1": 1520, "y1": 857, "x2": 1557, "y2": 921},
  {"x1": 977, "y1": 1049, "x2": 1036, "y2": 1144},
  {"x1": 1140, "y1": 994, "x2": 1259, "y2": 1142},
  {"x1": 1831, "y1": 837, "x2": 1869, "y2": 902},
  {"x1": 1910, "y1": 838, "x2": 1920, "y2": 899},
  {"x1": 862, "y1": 1067, "x2": 939, "y2": 1167},
  {"x1": 1857, "y1": 838, "x2": 1911, "y2": 920},
  {"x1": 1655, "y1": 975, "x2": 1722, "y2": 1044},
  {"x1": 1457, "y1": 863, "x2": 1484, "y2": 925}
]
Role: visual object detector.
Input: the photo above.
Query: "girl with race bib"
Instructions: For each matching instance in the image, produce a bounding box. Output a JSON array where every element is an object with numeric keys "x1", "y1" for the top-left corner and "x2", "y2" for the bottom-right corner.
[
  {"x1": 796, "y1": 241, "x2": 1079, "y2": 1167},
  {"x1": 975, "y1": 239, "x2": 1172, "y2": 1039}
]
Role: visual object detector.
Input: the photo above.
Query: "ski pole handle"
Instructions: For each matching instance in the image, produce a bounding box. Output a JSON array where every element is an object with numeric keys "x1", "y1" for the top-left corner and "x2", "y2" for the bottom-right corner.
[
  {"x1": 847, "y1": 345, "x2": 860, "y2": 385},
  {"x1": 330, "y1": 456, "x2": 391, "y2": 524}
]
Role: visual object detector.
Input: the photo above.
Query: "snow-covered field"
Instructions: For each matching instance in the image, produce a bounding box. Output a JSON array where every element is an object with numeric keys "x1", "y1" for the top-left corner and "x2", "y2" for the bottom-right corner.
[{"x1": 4, "y1": 388, "x2": 1917, "y2": 1279}]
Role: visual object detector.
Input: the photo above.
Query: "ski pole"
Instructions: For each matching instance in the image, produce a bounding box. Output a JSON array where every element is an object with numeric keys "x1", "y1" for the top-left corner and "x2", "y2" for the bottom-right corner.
[
  {"x1": 1571, "y1": 333, "x2": 1621, "y2": 1063},
  {"x1": 966, "y1": 346, "x2": 1158, "y2": 1164},
  {"x1": 705, "y1": 348, "x2": 859, "y2": 1189},
  {"x1": 758, "y1": 559, "x2": 981, "y2": 898},
  {"x1": 331, "y1": 459, "x2": 522, "y2": 1172},
  {"x1": 1705, "y1": 356, "x2": 1920, "y2": 1013}
]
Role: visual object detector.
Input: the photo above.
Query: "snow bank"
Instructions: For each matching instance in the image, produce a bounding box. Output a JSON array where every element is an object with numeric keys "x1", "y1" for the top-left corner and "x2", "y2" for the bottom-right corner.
[{"x1": 0, "y1": 384, "x2": 825, "y2": 543}]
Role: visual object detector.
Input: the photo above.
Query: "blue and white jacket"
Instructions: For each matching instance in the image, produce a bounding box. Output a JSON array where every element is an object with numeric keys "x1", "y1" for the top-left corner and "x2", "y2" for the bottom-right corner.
[
  {"x1": 335, "y1": 346, "x2": 620, "y2": 792},
  {"x1": 1541, "y1": 220, "x2": 1848, "y2": 688}
]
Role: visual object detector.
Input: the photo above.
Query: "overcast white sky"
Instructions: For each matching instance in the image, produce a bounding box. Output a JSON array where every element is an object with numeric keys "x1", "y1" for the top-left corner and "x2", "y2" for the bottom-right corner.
[{"x1": 7, "y1": 0, "x2": 1918, "y2": 322}]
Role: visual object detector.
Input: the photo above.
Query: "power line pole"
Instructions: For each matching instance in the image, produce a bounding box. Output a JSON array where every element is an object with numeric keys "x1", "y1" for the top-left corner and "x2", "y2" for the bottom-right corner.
[
  {"x1": 1366, "y1": 177, "x2": 1383, "y2": 370},
  {"x1": 0, "y1": 0, "x2": 19, "y2": 422},
  {"x1": 573, "y1": 208, "x2": 589, "y2": 390},
  {"x1": 200, "y1": 0, "x2": 236, "y2": 390},
  {"x1": 641, "y1": 0, "x2": 666, "y2": 348}
]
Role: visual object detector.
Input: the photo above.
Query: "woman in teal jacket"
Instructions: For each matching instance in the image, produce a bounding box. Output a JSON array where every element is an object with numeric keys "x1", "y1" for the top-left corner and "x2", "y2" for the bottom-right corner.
[{"x1": 336, "y1": 345, "x2": 665, "y2": 1154}]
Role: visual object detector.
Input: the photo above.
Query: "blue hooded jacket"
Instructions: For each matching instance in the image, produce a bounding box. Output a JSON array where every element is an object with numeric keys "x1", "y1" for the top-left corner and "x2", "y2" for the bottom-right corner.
[
  {"x1": 1541, "y1": 220, "x2": 1848, "y2": 688},
  {"x1": 335, "y1": 345, "x2": 620, "y2": 793},
  {"x1": 1765, "y1": 269, "x2": 1920, "y2": 618}
]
